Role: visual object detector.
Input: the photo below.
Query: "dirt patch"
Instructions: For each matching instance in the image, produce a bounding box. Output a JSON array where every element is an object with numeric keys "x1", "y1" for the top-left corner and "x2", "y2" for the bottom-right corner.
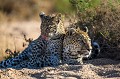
[{"x1": 0, "y1": 58, "x2": 119, "y2": 79}]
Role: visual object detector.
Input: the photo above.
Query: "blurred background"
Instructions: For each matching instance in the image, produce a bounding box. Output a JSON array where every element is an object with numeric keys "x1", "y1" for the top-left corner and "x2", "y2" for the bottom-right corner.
[
  {"x1": 0, "y1": 0, "x2": 54, "y2": 21},
  {"x1": 0, "y1": 0, "x2": 75, "y2": 60},
  {"x1": 0, "y1": 0, "x2": 120, "y2": 61},
  {"x1": 0, "y1": 0, "x2": 75, "y2": 21}
]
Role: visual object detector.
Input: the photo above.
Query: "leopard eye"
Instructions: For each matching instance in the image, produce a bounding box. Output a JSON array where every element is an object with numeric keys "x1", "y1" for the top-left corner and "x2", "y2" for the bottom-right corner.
[
  {"x1": 87, "y1": 38, "x2": 91, "y2": 42},
  {"x1": 56, "y1": 20, "x2": 60, "y2": 23},
  {"x1": 82, "y1": 39, "x2": 86, "y2": 44},
  {"x1": 47, "y1": 20, "x2": 50, "y2": 23},
  {"x1": 50, "y1": 28, "x2": 54, "y2": 31}
]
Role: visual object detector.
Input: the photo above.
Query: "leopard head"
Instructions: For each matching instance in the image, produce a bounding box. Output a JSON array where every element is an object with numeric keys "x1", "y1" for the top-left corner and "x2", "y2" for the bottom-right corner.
[
  {"x1": 63, "y1": 27, "x2": 92, "y2": 64},
  {"x1": 39, "y1": 12, "x2": 65, "y2": 39}
]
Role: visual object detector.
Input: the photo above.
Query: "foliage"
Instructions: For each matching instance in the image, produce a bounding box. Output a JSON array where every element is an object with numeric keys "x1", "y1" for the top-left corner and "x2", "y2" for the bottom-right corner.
[
  {"x1": 69, "y1": 0, "x2": 100, "y2": 12},
  {"x1": 54, "y1": 0, "x2": 76, "y2": 14},
  {"x1": 69, "y1": 0, "x2": 120, "y2": 59}
]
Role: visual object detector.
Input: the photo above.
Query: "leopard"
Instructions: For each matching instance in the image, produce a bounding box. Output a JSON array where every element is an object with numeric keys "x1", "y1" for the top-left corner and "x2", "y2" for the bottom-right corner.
[
  {"x1": 42, "y1": 15, "x2": 66, "y2": 67},
  {"x1": 62, "y1": 27, "x2": 93, "y2": 65},
  {"x1": 0, "y1": 12, "x2": 65, "y2": 69},
  {"x1": 63, "y1": 21, "x2": 101, "y2": 62}
]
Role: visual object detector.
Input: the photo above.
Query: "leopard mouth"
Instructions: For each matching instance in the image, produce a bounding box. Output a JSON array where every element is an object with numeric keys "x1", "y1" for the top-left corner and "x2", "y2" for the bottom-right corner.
[
  {"x1": 78, "y1": 49, "x2": 92, "y2": 57},
  {"x1": 69, "y1": 49, "x2": 91, "y2": 59}
]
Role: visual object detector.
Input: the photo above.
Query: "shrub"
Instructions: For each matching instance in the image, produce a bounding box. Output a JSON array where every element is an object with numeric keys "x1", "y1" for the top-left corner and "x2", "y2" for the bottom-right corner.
[
  {"x1": 54, "y1": 0, "x2": 76, "y2": 14},
  {"x1": 69, "y1": 0, "x2": 120, "y2": 59}
]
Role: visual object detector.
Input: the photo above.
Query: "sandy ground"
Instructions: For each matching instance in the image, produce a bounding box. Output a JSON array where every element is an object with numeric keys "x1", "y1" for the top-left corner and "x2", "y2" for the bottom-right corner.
[
  {"x1": 0, "y1": 21, "x2": 120, "y2": 79},
  {"x1": 0, "y1": 21, "x2": 40, "y2": 61},
  {"x1": 0, "y1": 58, "x2": 120, "y2": 79}
]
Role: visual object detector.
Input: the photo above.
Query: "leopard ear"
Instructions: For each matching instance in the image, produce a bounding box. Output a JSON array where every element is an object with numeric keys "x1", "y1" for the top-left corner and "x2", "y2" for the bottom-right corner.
[
  {"x1": 58, "y1": 13, "x2": 64, "y2": 21},
  {"x1": 55, "y1": 13, "x2": 64, "y2": 21},
  {"x1": 67, "y1": 28, "x2": 76, "y2": 36},
  {"x1": 57, "y1": 13, "x2": 62, "y2": 18},
  {"x1": 84, "y1": 26, "x2": 88, "y2": 33},
  {"x1": 39, "y1": 11, "x2": 45, "y2": 18},
  {"x1": 77, "y1": 26, "x2": 88, "y2": 33}
]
